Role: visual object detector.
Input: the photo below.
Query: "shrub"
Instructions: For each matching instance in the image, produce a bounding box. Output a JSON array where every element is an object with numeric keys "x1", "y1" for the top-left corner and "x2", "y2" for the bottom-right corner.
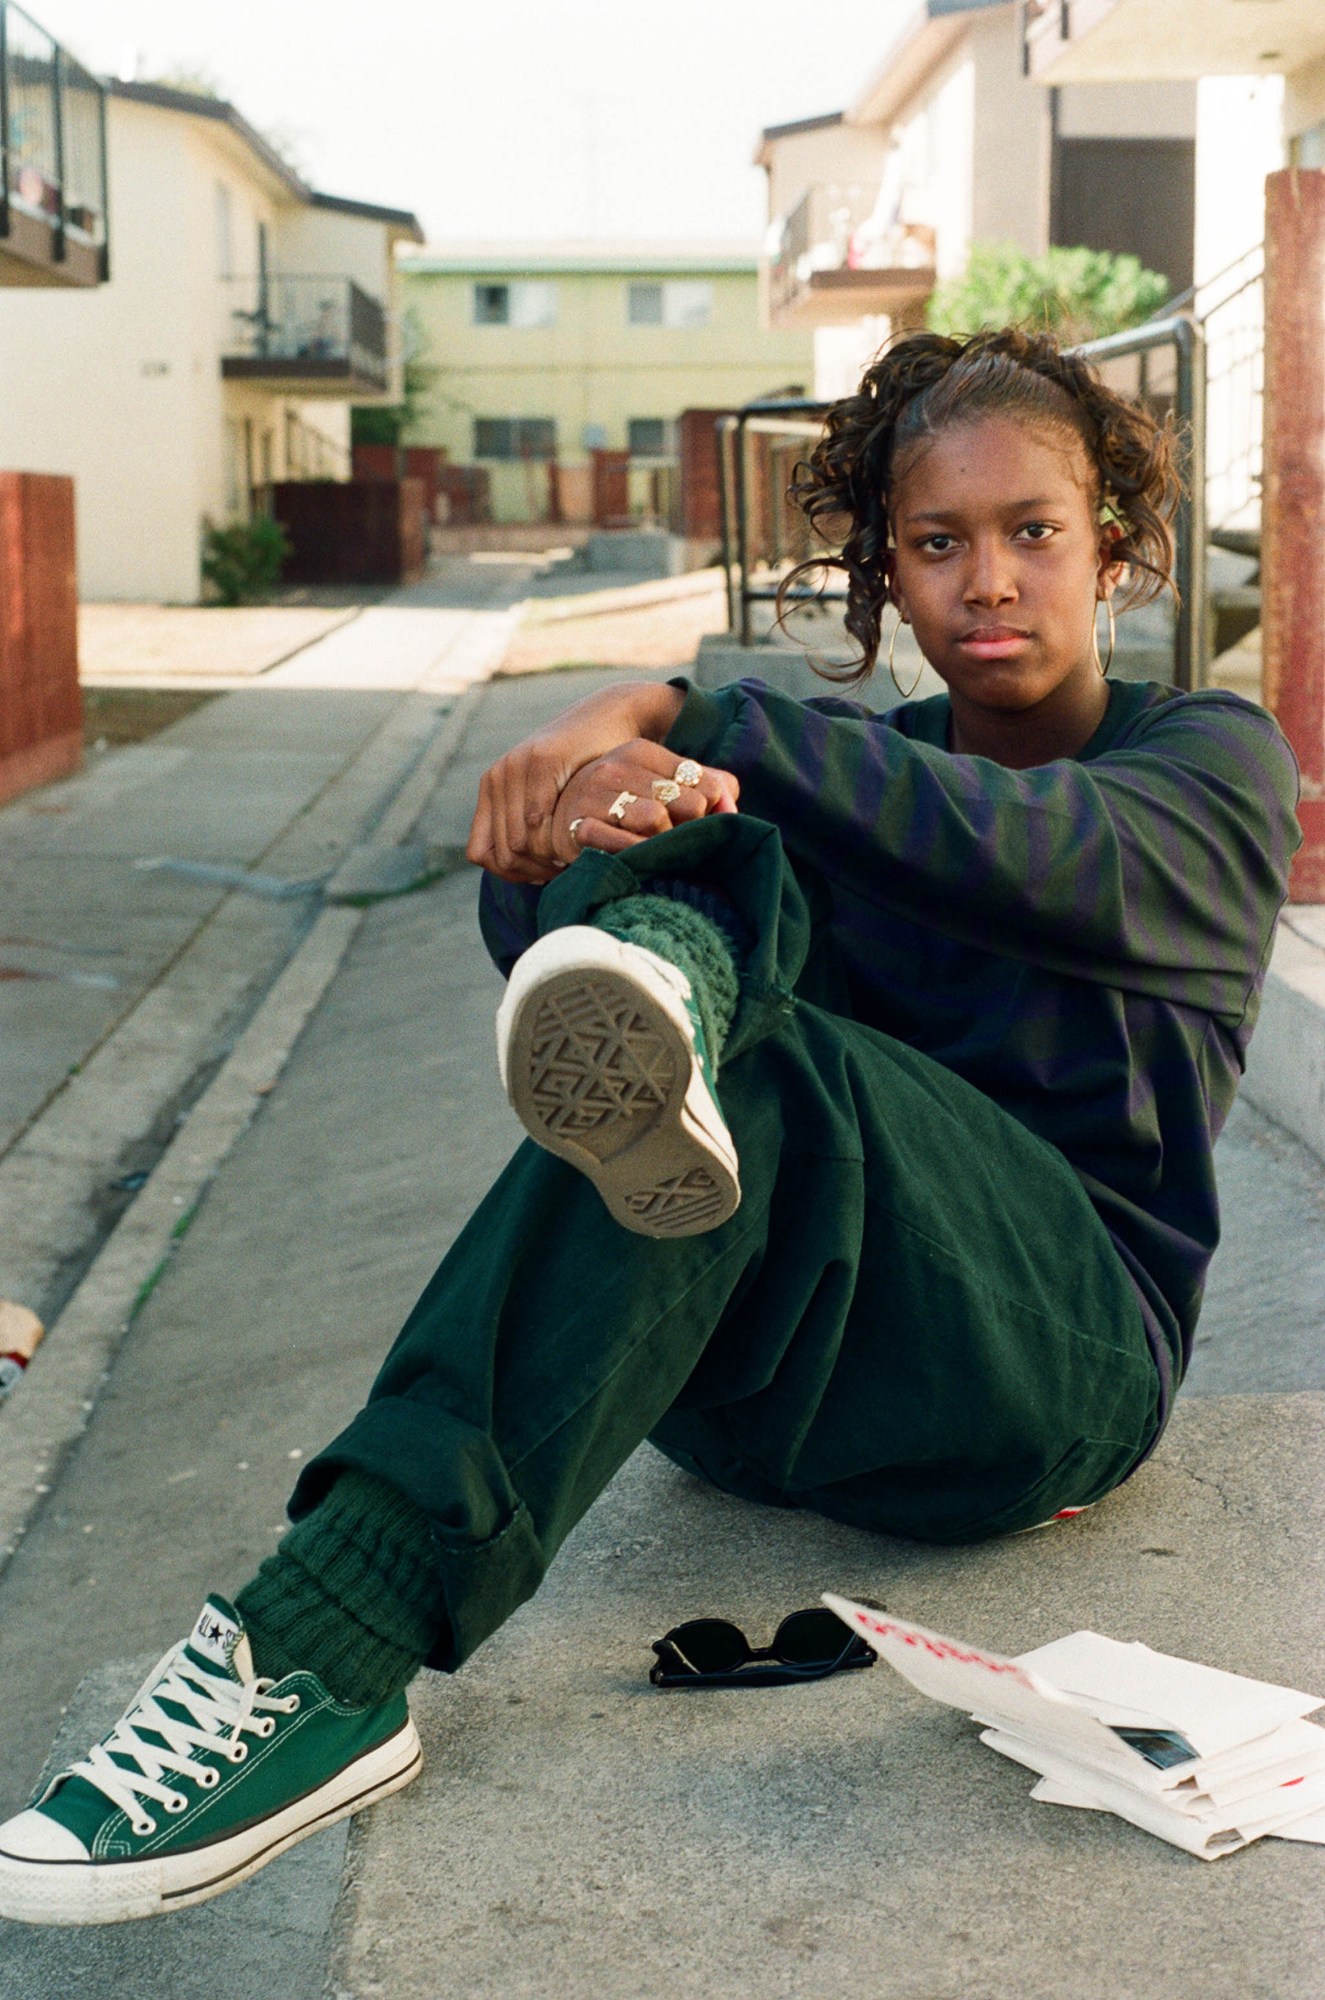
[
  {"x1": 201, "y1": 514, "x2": 289, "y2": 605},
  {"x1": 926, "y1": 243, "x2": 1171, "y2": 345}
]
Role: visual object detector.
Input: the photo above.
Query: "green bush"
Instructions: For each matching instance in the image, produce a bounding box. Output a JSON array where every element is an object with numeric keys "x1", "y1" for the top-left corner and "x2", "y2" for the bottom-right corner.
[
  {"x1": 352, "y1": 306, "x2": 432, "y2": 450},
  {"x1": 926, "y1": 243, "x2": 1171, "y2": 345},
  {"x1": 201, "y1": 515, "x2": 289, "y2": 605},
  {"x1": 351, "y1": 403, "x2": 404, "y2": 447}
]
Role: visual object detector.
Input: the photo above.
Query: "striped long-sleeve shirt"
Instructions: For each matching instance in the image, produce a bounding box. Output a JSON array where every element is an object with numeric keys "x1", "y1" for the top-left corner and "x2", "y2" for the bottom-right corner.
[{"x1": 480, "y1": 675, "x2": 1301, "y2": 1422}]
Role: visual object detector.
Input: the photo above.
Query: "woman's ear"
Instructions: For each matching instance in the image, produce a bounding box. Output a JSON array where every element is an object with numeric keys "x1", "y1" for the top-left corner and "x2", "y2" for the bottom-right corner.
[
  {"x1": 1096, "y1": 520, "x2": 1126, "y2": 599},
  {"x1": 885, "y1": 563, "x2": 911, "y2": 625}
]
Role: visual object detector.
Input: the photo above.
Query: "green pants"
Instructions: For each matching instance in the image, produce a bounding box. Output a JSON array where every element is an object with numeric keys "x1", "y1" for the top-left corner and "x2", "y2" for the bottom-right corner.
[{"x1": 290, "y1": 815, "x2": 1160, "y2": 1672}]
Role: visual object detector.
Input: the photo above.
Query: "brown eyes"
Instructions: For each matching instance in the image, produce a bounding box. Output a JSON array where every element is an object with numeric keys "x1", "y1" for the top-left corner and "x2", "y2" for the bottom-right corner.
[{"x1": 913, "y1": 523, "x2": 1058, "y2": 554}]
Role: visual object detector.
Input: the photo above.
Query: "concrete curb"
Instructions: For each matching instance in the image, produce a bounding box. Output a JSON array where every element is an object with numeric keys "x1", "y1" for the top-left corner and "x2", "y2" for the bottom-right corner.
[
  {"x1": 0, "y1": 906, "x2": 362, "y2": 1572},
  {"x1": 0, "y1": 615, "x2": 510, "y2": 1341},
  {"x1": 1241, "y1": 909, "x2": 1325, "y2": 1167},
  {"x1": 0, "y1": 682, "x2": 492, "y2": 1584}
]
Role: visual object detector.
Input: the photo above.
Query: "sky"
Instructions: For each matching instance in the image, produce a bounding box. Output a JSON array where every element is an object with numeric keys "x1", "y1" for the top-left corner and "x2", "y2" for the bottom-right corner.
[{"x1": 35, "y1": 0, "x2": 907, "y2": 242}]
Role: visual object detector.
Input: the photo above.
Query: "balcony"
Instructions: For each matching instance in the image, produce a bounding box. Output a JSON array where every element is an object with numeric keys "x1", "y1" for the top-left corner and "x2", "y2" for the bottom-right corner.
[
  {"x1": 767, "y1": 182, "x2": 935, "y2": 330},
  {"x1": 220, "y1": 275, "x2": 389, "y2": 397},
  {"x1": 1022, "y1": 0, "x2": 1325, "y2": 83},
  {"x1": 0, "y1": 3, "x2": 108, "y2": 287}
]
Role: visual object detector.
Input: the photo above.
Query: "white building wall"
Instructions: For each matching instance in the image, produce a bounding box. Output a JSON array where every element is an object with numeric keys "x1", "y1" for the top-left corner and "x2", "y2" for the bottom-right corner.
[
  {"x1": 1194, "y1": 76, "x2": 1283, "y2": 281},
  {"x1": 0, "y1": 99, "x2": 206, "y2": 599},
  {"x1": 278, "y1": 209, "x2": 407, "y2": 402},
  {"x1": 0, "y1": 97, "x2": 389, "y2": 601},
  {"x1": 279, "y1": 208, "x2": 394, "y2": 299},
  {"x1": 969, "y1": 13, "x2": 1050, "y2": 256},
  {"x1": 762, "y1": 123, "x2": 891, "y2": 226},
  {"x1": 812, "y1": 320, "x2": 890, "y2": 401},
  {"x1": 1057, "y1": 78, "x2": 1197, "y2": 139},
  {"x1": 891, "y1": 52, "x2": 975, "y2": 279},
  {"x1": 1284, "y1": 53, "x2": 1325, "y2": 148}
]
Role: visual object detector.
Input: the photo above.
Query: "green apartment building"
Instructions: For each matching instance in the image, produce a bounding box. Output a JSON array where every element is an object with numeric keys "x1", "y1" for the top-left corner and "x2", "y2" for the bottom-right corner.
[{"x1": 400, "y1": 241, "x2": 815, "y2": 523}]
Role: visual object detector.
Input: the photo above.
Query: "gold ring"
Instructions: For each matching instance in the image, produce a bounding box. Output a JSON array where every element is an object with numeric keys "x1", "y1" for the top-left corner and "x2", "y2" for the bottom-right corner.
[
  {"x1": 651, "y1": 778, "x2": 682, "y2": 805},
  {"x1": 673, "y1": 759, "x2": 703, "y2": 788},
  {"x1": 607, "y1": 791, "x2": 638, "y2": 823},
  {"x1": 568, "y1": 817, "x2": 586, "y2": 842}
]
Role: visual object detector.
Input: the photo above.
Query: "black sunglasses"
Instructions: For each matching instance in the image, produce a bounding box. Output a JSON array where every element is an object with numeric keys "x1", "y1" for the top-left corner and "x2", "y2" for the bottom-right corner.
[{"x1": 649, "y1": 1606, "x2": 877, "y2": 1689}]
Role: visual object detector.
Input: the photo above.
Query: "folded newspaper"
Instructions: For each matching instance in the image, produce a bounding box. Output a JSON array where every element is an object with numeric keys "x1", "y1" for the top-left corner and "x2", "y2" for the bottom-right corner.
[{"x1": 823, "y1": 1594, "x2": 1325, "y2": 1860}]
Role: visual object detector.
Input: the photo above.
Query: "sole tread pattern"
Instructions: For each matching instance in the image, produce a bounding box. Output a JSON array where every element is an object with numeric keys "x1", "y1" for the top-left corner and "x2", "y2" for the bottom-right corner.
[
  {"x1": 623, "y1": 1168, "x2": 725, "y2": 1233},
  {"x1": 527, "y1": 979, "x2": 675, "y2": 1156},
  {"x1": 500, "y1": 930, "x2": 740, "y2": 1238}
]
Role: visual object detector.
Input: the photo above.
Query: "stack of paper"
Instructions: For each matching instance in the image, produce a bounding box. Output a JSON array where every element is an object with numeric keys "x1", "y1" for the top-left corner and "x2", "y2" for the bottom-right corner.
[{"x1": 823, "y1": 1594, "x2": 1325, "y2": 1860}]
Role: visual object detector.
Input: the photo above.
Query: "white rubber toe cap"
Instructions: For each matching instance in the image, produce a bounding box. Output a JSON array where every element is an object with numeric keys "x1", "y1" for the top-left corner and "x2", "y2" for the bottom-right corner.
[{"x1": 0, "y1": 1808, "x2": 91, "y2": 1862}]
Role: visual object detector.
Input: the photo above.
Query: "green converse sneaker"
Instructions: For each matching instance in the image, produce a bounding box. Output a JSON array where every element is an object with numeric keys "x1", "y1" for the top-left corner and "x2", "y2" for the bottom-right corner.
[
  {"x1": 0, "y1": 1595, "x2": 421, "y2": 1926},
  {"x1": 497, "y1": 924, "x2": 740, "y2": 1237}
]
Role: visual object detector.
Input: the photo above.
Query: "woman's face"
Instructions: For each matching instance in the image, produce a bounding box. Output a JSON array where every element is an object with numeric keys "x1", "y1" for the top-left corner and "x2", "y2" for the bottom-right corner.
[{"x1": 887, "y1": 415, "x2": 1118, "y2": 721}]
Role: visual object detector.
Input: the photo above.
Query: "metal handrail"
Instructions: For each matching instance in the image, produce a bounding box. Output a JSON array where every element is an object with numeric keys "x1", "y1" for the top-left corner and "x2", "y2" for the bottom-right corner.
[
  {"x1": 718, "y1": 398, "x2": 838, "y2": 647},
  {"x1": 1143, "y1": 241, "x2": 1264, "y2": 329}
]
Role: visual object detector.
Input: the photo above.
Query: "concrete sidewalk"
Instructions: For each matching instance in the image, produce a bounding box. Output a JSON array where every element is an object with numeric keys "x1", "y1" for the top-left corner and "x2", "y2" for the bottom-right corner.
[{"x1": 0, "y1": 642, "x2": 1322, "y2": 1996}]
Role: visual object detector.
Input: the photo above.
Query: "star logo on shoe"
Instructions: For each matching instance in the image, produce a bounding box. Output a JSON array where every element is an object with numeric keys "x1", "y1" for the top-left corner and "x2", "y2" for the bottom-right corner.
[{"x1": 189, "y1": 1604, "x2": 241, "y2": 1668}]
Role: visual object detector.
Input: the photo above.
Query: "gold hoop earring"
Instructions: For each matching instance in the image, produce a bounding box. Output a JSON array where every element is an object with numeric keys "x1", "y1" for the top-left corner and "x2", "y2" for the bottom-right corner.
[
  {"x1": 1092, "y1": 595, "x2": 1116, "y2": 678},
  {"x1": 888, "y1": 609, "x2": 923, "y2": 700}
]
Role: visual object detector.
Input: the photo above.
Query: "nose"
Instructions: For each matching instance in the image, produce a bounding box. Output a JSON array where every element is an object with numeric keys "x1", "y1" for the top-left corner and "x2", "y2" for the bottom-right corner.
[{"x1": 963, "y1": 537, "x2": 1018, "y2": 609}]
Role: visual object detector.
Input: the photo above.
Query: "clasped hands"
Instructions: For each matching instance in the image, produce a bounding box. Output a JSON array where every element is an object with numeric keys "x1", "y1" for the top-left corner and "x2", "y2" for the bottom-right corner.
[{"x1": 466, "y1": 682, "x2": 740, "y2": 886}]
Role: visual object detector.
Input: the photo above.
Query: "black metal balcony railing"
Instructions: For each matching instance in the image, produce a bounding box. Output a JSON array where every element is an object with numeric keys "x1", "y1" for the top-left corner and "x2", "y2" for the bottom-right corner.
[
  {"x1": 220, "y1": 275, "x2": 389, "y2": 393},
  {"x1": 768, "y1": 182, "x2": 936, "y2": 326},
  {"x1": 0, "y1": 1, "x2": 108, "y2": 283}
]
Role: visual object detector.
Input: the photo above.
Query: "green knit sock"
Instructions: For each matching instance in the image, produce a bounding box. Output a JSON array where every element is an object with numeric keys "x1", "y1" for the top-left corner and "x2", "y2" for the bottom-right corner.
[
  {"x1": 235, "y1": 1470, "x2": 442, "y2": 1708},
  {"x1": 596, "y1": 893, "x2": 740, "y2": 1069}
]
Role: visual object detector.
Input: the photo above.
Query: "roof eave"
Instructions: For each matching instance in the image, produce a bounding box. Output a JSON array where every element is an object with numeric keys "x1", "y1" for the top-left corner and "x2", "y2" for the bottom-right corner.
[
  {"x1": 753, "y1": 109, "x2": 845, "y2": 168},
  {"x1": 108, "y1": 80, "x2": 310, "y2": 200},
  {"x1": 847, "y1": 2, "x2": 995, "y2": 128},
  {"x1": 309, "y1": 191, "x2": 425, "y2": 243}
]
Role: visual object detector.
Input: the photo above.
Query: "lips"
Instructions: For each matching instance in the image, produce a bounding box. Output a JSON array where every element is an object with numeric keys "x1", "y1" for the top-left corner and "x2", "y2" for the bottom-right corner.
[{"x1": 958, "y1": 626, "x2": 1032, "y2": 659}]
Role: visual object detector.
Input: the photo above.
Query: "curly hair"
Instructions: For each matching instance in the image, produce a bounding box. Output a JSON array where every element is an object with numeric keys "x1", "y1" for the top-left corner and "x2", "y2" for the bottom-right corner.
[{"x1": 780, "y1": 326, "x2": 1183, "y2": 687}]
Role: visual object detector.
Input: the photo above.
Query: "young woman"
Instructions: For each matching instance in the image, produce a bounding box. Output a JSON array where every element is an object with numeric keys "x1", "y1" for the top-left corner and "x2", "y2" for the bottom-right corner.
[{"x1": 0, "y1": 329, "x2": 1300, "y2": 1926}]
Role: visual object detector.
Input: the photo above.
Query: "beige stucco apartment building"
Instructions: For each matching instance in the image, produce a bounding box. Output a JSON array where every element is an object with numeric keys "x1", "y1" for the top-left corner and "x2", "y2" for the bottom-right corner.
[
  {"x1": 0, "y1": 81, "x2": 420, "y2": 601},
  {"x1": 400, "y1": 243, "x2": 814, "y2": 524},
  {"x1": 759, "y1": 0, "x2": 1202, "y2": 396}
]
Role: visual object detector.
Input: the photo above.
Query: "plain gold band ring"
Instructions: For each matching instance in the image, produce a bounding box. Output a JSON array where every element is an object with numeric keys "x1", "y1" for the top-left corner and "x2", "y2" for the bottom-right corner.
[
  {"x1": 673, "y1": 759, "x2": 703, "y2": 788},
  {"x1": 567, "y1": 817, "x2": 586, "y2": 843},
  {"x1": 607, "y1": 791, "x2": 638, "y2": 824}
]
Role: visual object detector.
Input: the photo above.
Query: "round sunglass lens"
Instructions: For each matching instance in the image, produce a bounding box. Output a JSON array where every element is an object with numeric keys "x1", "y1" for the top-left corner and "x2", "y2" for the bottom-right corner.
[
  {"x1": 665, "y1": 1619, "x2": 748, "y2": 1675},
  {"x1": 774, "y1": 1608, "x2": 854, "y2": 1667}
]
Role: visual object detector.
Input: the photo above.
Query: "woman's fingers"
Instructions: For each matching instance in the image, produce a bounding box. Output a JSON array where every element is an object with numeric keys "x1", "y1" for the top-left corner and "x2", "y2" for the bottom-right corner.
[
  {"x1": 588, "y1": 744, "x2": 741, "y2": 825},
  {"x1": 498, "y1": 751, "x2": 561, "y2": 869},
  {"x1": 563, "y1": 817, "x2": 648, "y2": 858},
  {"x1": 471, "y1": 737, "x2": 744, "y2": 882}
]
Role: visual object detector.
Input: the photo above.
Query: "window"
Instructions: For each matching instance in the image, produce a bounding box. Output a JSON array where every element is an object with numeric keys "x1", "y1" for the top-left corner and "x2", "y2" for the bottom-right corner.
[
  {"x1": 214, "y1": 183, "x2": 232, "y2": 280},
  {"x1": 627, "y1": 418, "x2": 676, "y2": 459},
  {"x1": 472, "y1": 281, "x2": 557, "y2": 327},
  {"x1": 627, "y1": 280, "x2": 713, "y2": 329},
  {"x1": 1293, "y1": 120, "x2": 1325, "y2": 170},
  {"x1": 473, "y1": 418, "x2": 558, "y2": 461},
  {"x1": 627, "y1": 282, "x2": 663, "y2": 326}
]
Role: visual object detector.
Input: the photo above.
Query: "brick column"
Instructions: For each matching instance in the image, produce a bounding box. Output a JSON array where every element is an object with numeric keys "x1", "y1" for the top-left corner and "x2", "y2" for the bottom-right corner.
[
  {"x1": 1262, "y1": 168, "x2": 1325, "y2": 900},
  {"x1": 0, "y1": 473, "x2": 82, "y2": 809}
]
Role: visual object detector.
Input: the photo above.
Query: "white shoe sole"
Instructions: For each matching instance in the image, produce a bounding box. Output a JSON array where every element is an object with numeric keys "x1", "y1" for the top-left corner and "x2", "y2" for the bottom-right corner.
[
  {"x1": 0, "y1": 1718, "x2": 422, "y2": 1927},
  {"x1": 497, "y1": 927, "x2": 740, "y2": 1238}
]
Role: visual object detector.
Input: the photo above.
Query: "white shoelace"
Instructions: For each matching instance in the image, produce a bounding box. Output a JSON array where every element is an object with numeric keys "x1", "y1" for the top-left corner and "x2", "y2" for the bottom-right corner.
[{"x1": 65, "y1": 1645, "x2": 298, "y2": 1836}]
